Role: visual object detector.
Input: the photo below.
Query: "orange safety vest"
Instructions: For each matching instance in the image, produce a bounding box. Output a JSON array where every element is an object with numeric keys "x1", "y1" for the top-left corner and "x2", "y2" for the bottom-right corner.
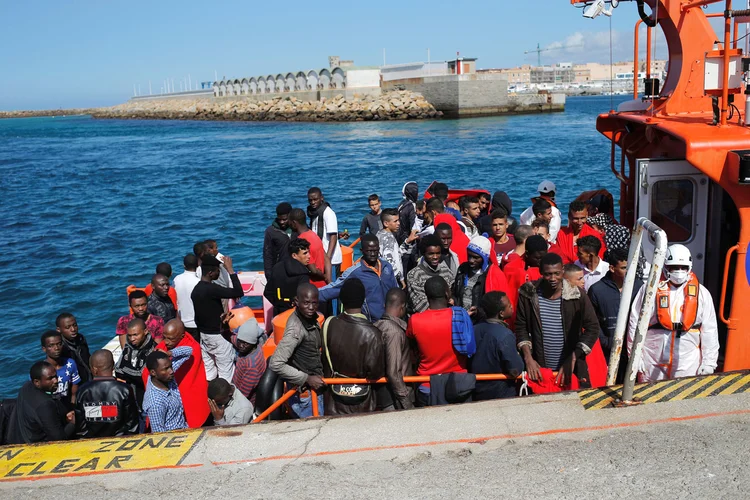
[{"x1": 652, "y1": 273, "x2": 700, "y2": 377}]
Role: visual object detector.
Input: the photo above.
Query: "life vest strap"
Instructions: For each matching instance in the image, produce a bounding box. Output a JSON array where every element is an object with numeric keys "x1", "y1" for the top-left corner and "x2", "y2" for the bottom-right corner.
[{"x1": 648, "y1": 322, "x2": 702, "y2": 336}]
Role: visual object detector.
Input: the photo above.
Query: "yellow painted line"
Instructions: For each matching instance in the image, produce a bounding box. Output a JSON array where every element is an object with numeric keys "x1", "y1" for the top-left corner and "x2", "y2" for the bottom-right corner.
[
  {"x1": 668, "y1": 375, "x2": 721, "y2": 402},
  {"x1": 631, "y1": 379, "x2": 675, "y2": 400},
  {"x1": 579, "y1": 371, "x2": 750, "y2": 410},
  {"x1": 0, "y1": 429, "x2": 203, "y2": 482},
  {"x1": 640, "y1": 378, "x2": 699, "y2": 403},
  {"x1": 718, "y1": 374, "x2": 750, "y2": 396},
  {"x1": 691, "y1": 373, "x2": 743, "y2": 399}
]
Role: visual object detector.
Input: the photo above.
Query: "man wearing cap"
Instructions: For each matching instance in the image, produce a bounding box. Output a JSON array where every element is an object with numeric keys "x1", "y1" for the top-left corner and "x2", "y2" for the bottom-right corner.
[
  {"x1": 520, "y1": 180, "x2": 562, "y2": 242},
  {"x1": 321, "y1": 278, "x2": 385, "y2": 416},
  {"x1": 231, "y1": 317, "x2": 267, "y2": 404}
]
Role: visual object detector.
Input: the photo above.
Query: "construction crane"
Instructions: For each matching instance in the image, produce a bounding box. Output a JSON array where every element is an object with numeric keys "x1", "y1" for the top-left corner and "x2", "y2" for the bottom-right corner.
[{"x1": 524, "y1": 42, "x2": 584, "y2": 66}]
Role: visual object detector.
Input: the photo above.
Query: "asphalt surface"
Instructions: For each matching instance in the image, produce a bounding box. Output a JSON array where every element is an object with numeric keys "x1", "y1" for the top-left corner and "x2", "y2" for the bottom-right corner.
[{"x1": 3, "y1": 390, "x2": 749, "y2": 499}]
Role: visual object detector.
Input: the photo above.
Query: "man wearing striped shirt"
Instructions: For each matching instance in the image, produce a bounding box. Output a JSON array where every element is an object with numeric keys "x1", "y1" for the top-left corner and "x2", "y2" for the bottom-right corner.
[
  {"x1": 143, "y1": 346, "x2": 193, "y2": 433},
  {"x1": 231, "y1": 318, "x2": 267, "y2": 405},
  {"x1": 515, "y1": 253, "x2": 599, "y2": 388}
]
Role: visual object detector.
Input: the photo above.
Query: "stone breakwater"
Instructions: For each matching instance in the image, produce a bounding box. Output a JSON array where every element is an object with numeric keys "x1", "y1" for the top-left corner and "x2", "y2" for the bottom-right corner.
[
  {"x1": 0, "y1": 109, "x2": 95, "y2": 119},
  {"x1": 93, "y1": 91, "x2": 442, "y2": 122}
]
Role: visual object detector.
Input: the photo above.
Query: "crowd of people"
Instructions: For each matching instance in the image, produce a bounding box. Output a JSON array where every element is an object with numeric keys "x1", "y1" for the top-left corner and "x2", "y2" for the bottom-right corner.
[{"x1": 0, "y1": 181, "x2": 720, "y2": 445}]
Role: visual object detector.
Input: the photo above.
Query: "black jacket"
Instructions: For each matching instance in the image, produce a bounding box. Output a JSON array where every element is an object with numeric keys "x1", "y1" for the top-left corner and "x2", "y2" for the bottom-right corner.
[
  {"x1": 62, "y1": 334, "x2": 91, "y2": 384},
  {"x1": 471, "y1": 320, "x2": 525, "y2": 400},
  {"x1": 263, "y1": 257, "x2": 310, "y2": 313},
  {"x1": 588, "y1": 272, "x2": 643, "y2": 359},
  {"x1": 76, "y1": 377, "x2": 139, "y2": 438},
  {"x1": 263, "y1": 221, "x2": 291, "y2": 276},
  {"x1": 323, "y1": 313, "x2": 385, "y2": 416},
  {"x1": 115, "y1": 334, "x2": 156, "y2": 408},
  {"x1": 452, "y1": 263, "x2": 487, "y2": 312},
  {"x1": 8, "y1": 381, "x2": 74, "y2": 444},
  {"x1": 397, "y1": 182, "x2": 419, "y2": 244}
]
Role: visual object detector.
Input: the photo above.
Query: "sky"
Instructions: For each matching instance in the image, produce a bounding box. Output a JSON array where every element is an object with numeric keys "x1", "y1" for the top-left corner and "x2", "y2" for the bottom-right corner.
[{"x1": 0, "y1": 0, "x2": 725, "y2": 110}]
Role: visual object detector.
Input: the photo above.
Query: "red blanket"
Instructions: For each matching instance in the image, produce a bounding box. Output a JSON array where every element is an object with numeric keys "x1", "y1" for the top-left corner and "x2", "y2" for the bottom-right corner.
[
  {"x1": 434, "y1": 214, "x2": 469, "y2": 264},
  {"x1": 142, "y1": 334, "x2": 210, "y2": 428}
]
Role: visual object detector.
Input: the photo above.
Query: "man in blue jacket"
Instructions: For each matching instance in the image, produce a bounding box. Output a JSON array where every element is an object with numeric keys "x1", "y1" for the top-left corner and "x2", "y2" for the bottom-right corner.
[
  {"x1": 319, "y1": 234, "x2": 398, "y2": 321},
  {"x1": 471, "y1": 291, "x2": 524, "y2": 400},
  {"x1": 587, "y1": 248, "x2": 642, "y2": 383}
]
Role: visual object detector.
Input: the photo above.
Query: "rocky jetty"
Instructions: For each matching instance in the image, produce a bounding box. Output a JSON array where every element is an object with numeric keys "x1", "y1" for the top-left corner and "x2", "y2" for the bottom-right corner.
[
  {"x1": 0, "y1": 109, "x2": 95, "y2": 119},
  {"x1": 91, "y1": 91, "x2": 442, "y2": 122}
]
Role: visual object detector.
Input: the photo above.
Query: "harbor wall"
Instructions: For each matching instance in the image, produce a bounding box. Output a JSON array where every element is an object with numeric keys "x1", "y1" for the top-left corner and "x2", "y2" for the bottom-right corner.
[{"x1": 382, "y1": 74, "x2": 564, "y2": 117}]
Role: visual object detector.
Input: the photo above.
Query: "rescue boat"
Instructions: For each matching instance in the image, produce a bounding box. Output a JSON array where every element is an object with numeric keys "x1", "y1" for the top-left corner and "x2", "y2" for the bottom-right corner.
[{"x1": 570, "y1": 0, "x2": 750, "y2": 370}]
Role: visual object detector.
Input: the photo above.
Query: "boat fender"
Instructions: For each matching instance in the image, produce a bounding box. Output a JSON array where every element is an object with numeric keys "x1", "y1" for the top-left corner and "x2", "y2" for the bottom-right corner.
[{"x1": 255, "y1": 369, "x2": 285, "y2": 421}]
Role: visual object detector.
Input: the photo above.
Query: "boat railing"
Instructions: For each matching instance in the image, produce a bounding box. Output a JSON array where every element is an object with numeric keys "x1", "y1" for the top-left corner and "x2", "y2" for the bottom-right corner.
[
  {"x1": 607, "y1": 217, "x2": 668, "y2": 404},
  {"x1": 252, "y1": 373, "x2": 544, "y2": 423}
]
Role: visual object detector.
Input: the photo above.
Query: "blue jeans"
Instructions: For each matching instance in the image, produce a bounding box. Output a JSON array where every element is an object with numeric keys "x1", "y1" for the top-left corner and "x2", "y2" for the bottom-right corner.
[{"x1": 289, "y1": 392, "x2": 325, "y2": 418}]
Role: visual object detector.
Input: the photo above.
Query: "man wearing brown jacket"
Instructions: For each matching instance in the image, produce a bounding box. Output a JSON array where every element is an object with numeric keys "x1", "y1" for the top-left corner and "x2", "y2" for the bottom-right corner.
[
  {"x1": 322, "y1": 278, "x2": 385, "y2": 416},
  {"x1": 374, "y1": 288, "x2": 415, "y2": 410},
  {"x1": 515, "y1": 252, "x2": 599, "y2": 388}
]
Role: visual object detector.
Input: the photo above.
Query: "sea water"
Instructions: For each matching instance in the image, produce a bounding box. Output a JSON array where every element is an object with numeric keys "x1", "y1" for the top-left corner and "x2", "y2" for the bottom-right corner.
[{"x1": 0, "y1": 95, "x2": 630, "y2": 397}]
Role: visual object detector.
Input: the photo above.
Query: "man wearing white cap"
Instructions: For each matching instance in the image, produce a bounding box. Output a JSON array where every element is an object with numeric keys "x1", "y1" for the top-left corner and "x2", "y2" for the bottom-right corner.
[
  {"x1": 627, "y1": 244, "x2": 719, "y2": 382},
  {"x1": 520, "y1": 180, "x2": 562, "y2": 242}
]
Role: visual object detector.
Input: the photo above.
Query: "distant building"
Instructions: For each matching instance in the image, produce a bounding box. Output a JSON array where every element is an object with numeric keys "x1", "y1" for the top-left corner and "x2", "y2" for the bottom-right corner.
[
  {"x1": 447, "y1": 57, "x2": 477, "y2": 75},
  {"x1": 329, "y1": 56, "x2": 354, "y2": 68},
  {"x1": 483, "y1": 59, "x2": 668, "y2": 88}
]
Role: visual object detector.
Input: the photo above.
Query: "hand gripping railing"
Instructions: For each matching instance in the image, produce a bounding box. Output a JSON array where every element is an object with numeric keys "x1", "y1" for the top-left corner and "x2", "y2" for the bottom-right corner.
[
  {"x1": 252, "y1": 373, "x2": 524, "y2": 423},
  {"x1": 606, "y1": 217, "x2": 668, "y2": 404}
]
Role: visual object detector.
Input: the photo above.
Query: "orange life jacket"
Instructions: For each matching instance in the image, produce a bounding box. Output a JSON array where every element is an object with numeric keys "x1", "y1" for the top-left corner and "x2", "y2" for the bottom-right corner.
[
  {"x1": 652, "y1": 273, "x2": 700, "y2": 377},
  {"x1": 655, "y1": 273, "x2": 700, "y2": 332},
  {"x1": 530, "y1": 195, "x2": 558, "y2": 208}
]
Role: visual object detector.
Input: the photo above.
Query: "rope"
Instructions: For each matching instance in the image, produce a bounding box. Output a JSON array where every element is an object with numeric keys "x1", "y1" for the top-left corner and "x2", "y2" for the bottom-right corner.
[{"x1": 519, "y1": 372, "x2": 530, "y2": 397}]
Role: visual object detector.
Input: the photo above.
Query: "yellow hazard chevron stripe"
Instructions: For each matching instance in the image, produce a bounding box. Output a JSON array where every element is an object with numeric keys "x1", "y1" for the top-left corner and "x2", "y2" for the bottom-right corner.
[{"x1": 579, "y1": 371, "x2": 750, "y2": 410}]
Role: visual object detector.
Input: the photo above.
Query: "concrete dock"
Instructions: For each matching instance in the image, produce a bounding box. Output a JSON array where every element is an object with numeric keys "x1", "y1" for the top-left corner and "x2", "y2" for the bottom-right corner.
[{"x1": 1, "y1": 376, "x2": 749, "y2": 499}]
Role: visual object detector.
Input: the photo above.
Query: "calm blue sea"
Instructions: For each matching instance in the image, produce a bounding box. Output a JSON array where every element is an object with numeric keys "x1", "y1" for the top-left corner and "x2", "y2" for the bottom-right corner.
[{"x1": 0, "y1": 95, "x2": 630, "y2": 398}]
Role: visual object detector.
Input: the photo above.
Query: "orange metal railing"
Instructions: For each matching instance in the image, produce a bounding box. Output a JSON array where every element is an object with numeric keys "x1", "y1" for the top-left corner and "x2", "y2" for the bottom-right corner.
[{"x1": 252, "y1": 373, "x2": 537, "y2": 423}]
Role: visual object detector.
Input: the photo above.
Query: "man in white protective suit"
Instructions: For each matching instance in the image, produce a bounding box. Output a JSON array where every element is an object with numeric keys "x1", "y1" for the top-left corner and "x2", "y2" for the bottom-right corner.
[{"x1": 627, "y1": 244, "x2": 719, "y2": 382}]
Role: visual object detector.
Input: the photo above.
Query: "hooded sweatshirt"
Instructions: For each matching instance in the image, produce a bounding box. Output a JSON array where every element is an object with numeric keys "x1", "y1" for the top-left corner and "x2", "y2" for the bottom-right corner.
[
  {"x1": 397, "y1": 181, "x2": 419, "y2": 245},
  {"x1": 479, "y1": 191, "x2": 518, "y2": 236},
  {"x1": 115, "y1": 334, "x2": 156, "y2": 408}
]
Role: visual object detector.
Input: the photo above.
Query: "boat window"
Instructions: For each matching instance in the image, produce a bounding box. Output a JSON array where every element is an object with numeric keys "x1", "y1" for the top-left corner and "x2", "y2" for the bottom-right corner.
[{"x1": 651, "y1": 179, "x2": 694, "y2": 243}]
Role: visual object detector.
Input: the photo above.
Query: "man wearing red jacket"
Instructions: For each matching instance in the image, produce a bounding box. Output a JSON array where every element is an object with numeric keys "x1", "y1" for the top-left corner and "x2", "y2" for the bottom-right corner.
[
  {"x1": 555, "y1": 201, "x2": 606, "y2": 264},
  {"x1": 142, "y1": 319, "x2": 209, "y2": 428}
]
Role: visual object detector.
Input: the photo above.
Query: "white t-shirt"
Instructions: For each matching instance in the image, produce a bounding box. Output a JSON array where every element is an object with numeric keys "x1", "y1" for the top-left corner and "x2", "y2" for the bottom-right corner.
[
  {"x1": 520, "y1": 205, "x2": 562, "y2": 242},
  {"x1": 173, "y1": 270, "x2": 201, "y2": 328},
  {"x1": 575, "y1": 258, "x2": 610, "y2": 292},
  {"x1": 312, "y1": 206, "x2": 342, "y2": 265}
]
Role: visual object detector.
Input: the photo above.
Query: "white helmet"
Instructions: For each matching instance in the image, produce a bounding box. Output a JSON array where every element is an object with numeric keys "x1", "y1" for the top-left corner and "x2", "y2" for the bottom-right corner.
[
  {"x1": 538, "y1": 180, "x2": 556, "y2": 194},
  {"x1": 664, "y1": 244, "x2": 692, "y2": 285}
]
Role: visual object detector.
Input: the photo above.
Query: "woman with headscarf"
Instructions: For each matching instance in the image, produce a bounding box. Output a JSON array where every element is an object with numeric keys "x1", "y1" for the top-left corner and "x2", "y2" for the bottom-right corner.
[{"x1": 587, "y1": 212, "x2": 630, "y2": 257}]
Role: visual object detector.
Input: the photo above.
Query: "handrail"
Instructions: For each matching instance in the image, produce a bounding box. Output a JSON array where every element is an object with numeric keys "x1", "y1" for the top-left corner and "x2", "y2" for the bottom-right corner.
[
  {"x1": 253, "y1": 373, "x2": 545, "y2": 423},
  {"x1": 719, "y1": 245, "x2": 739, "y2": 326},
  {"x1": 619, "y1": 218, "x2": 668, "y2": 403},
  {"x1": 633, "y1": 19, "x2": 642, "y2": 100},
  {"x1": 252, "y1": 389, "x2": 296, "y2": 423},
  {"x1": 348, "y1": 237, "x2": 361, "y2": 249}
]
